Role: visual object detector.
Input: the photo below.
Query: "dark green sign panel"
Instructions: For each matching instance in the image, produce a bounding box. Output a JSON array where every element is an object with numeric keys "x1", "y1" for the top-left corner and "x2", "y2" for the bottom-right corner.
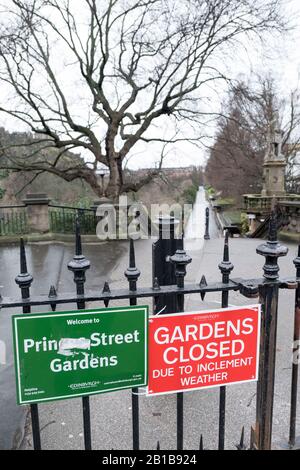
[{"x1": 13, "y1": 306, "x2": 148, "y2": 405}]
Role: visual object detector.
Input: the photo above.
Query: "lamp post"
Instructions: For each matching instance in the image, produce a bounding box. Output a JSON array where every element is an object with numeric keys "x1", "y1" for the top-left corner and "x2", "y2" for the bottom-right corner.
[{"x1": 204, "y1": 207, "x2": 210, "y2": 240}]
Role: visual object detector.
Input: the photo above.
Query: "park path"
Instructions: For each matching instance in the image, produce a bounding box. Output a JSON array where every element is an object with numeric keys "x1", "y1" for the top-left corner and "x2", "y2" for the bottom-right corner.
[{"x1": 18, "y1": 191, "x2": 299, "y2": 450}]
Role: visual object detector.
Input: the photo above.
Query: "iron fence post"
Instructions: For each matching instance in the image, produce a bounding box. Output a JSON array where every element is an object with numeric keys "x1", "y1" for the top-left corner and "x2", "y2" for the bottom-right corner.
[
  {"x1": 289, "y1": 245, "x2": 300, "y2": 448},
  {"x1": 218, "y1": 231, "x2": 234, "y2": 450},
  {"x1": 125, "y1": 239, "x2": 141, "y2": 451},
  {"x1": 253, "y1": 210, "x2": 288, "y2": 450},
  {"x1": 152, "y1": 215, "x2": 182, "y2": 314},
  {"x1": 15, "y1": 239, "x2": 41, "y2": 451},
  {"x1": 68, "y1": 219, "x2": 92, "y2": 450},
  {"x1": 170, "y1": 245, "x2": 192, "y2": 451}
]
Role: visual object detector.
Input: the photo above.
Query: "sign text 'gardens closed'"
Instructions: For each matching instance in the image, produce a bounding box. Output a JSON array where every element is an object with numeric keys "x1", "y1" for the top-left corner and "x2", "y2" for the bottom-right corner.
[{"x1": 148, "y1": 306, "x2": 261, "y2": 395}]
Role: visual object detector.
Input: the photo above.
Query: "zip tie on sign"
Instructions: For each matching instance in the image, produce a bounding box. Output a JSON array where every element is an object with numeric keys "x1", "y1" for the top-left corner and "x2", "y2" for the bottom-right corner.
[{"x1": 155, "y1": 305, "x2": 166, "y2": 316}]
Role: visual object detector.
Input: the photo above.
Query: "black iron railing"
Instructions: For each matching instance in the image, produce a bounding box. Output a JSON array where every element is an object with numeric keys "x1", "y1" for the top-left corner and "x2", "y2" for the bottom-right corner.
[
  {"x1": 1, "y1": 210, "x2": 299, "y2": 451},
  {"x1": 49, "y1": 205, "x2": 97, "y2": 235},
  {"x1": 0, "y1": 206, "x2": 28, "y2": 236}
]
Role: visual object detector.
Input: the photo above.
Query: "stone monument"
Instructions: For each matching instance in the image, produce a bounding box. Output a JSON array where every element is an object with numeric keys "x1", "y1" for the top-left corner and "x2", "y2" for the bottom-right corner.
[{"x1": 261, "y1": 124, "x2": 286, "y2": 197}]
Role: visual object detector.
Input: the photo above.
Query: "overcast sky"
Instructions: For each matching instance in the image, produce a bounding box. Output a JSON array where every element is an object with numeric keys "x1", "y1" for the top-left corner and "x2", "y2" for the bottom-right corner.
[
  {"x1": 123, "y1": 0, "x2": 300, "y2": 169},
  {"x1": 0, "y1": 0, "x2": 300, "y2": 170}
]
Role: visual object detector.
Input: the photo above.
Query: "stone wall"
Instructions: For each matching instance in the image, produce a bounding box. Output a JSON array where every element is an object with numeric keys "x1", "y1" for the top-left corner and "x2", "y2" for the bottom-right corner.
[{"x1": 280, "y1": 202, "x2": 300, "y2": 237}]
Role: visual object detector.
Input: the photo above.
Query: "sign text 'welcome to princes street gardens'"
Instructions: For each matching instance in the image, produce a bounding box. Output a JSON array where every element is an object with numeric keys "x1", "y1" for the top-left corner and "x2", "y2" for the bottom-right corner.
[{"x1": 13, "y1": 306, "x2": 148, "y2": 405}]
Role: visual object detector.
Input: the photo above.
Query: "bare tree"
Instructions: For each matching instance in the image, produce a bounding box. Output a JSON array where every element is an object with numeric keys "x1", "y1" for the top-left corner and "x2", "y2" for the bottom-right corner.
[
  {"x1": 205, "y1": 76, "x2": 300, "y2": 200},
  {"x1": 0, "y1": 0, "x2": 285, "y2": 198}
]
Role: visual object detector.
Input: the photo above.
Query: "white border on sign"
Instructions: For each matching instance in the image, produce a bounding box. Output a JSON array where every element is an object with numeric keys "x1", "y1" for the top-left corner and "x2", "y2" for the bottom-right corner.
[
  {"x1": 13, "y1": 306, "x2": 148, "y2": 405},
  {"x1": 147, "y1": 304, "x2": 261, "y2": 397}
]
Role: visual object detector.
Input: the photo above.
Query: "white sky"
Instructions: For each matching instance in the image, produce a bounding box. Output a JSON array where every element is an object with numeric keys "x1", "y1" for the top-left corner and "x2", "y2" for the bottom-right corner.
[
  {"x1": 127, "y1": 0, "x2": 300, "y2": 169},
  {"x1": 0, "y1": 0, "x2": 300, "y2": 170}
]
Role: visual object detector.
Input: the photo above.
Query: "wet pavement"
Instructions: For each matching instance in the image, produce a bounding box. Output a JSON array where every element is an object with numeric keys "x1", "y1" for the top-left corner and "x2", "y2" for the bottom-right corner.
[
  {"x1": 1, "y1": 191, "x2": 299, "y2": 450},
  {"x1": 0, "y1": 241, "x2": 127, "y2": 449},
  {"x1": 17, "y1": 228, "x2": 299, "y2": 451}
]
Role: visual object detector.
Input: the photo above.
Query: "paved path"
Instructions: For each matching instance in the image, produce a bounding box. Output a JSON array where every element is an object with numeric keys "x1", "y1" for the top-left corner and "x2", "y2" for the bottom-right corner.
[{"x1": 19, "y1": 215, "x2": 300, "y2": 450}]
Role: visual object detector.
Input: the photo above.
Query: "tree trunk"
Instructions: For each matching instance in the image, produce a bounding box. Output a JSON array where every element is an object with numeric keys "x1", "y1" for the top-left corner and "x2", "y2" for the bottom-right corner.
[{"x1": 106, "y1": 157, "x2": 123, "y2": 200}]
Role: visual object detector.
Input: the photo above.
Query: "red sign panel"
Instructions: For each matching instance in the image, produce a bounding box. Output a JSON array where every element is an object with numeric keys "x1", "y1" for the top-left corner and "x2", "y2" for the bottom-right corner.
[{"x1": 148, "y1": 305, "x2": 261, "y2": 396}]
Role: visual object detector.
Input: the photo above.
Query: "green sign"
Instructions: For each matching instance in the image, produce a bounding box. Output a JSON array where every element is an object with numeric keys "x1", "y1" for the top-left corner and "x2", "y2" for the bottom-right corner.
[{"x1": 13, "y1": 305, "x2": 148, "y2": 405}]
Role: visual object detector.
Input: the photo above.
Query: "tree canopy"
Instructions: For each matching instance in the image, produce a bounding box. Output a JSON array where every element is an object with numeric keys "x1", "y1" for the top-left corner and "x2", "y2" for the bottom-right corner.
[{"x1": 0, "y1": 0, "x2": 285, "y2": 198}]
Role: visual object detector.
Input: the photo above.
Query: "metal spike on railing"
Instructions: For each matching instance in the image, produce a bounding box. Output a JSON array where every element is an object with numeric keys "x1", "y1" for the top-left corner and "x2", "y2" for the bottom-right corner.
[
  {"x1": 48, "y1": 285, "x2": 57, "y2": 312},
  {"x1": 224, "y1": 230, "x2": 229, "y2": 262},
  {"x1": 153, "y1": 277, "x2": 160, "y2": 291},
  {"x1": 48, "y1": 285, "x2": 57, "y2": 298},
  {"x1": 199, "y1": 275, "x2": 207, "y2": 301},
  {"x1": 15, "y1": 238, "x2": 33, "y2": 294},
  {"x1": 125, "y1": 238, "x2": 141, "y2": 290},
  {"x1": 156, "y1": 441, "x2": 160, "y2": 450},
  {"x1": 129, "y1": 238, "x2": 135, "y2": 268},
  {"x1": 68, "y1": 219, "x2": 90, "y2": 278},
  {"x1": 218, "y1": 230, "x2": 234, "y2": 278},
  {"x1": 102, "y1": 281, "x2": 111, "y2": 308},
  {"x1": 236, "y1": 426, "x2": 246, "y2": 450},
  {"x1": 75, "y1": 217, "x2": 82, "y2": 256},
  {"x1": 20, "y1": 237, "x2": 28, "y2": 274},
  {"x1": 199, "y1": 434, "x2": 204, "y2": 450}
]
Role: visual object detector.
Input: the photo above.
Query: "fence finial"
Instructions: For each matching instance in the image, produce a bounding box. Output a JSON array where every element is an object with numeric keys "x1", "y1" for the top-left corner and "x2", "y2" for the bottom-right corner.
[
  {"x1": 75, "y1": 217, "x2": 82, "y2": 256},
  {"x1": 20, "y1": 238, "x2": 27, "y2": 274},
  {"x1": 15, "y1": 238, "x2": 33, "y2": 292},
  {"x1": 48, "y1": 285, "x2": 57, "y2": 298},
  {"x1": 199, "y1": 434, "x2": 204, "y2": 450},
  {"x1": 256, "y1": 207, "x2": 288, "y2": 281},
  {"x1": 199, "y1": 275, "x2": 207, "y2": 301},
  {"x1": 102, "y1": 281, "x2": 111, "y2": 308},
  {"x1": 218, "y1": 230, "x2": 233, "y2": 278},
  {"x1": 125, "y1": 239, "x2": 141, "y2": 290},
  {"x1": 224, "y1": 230, "x2": 229, "y2": 261},
  {"x1": 48, "y1": 285, "x2": 57, "y2": 312},
  {"x1": 129, "y1": 238, "x2": 136, "y2": 268},
  {"x1": 68, "y1": 222, "x2": 91, "y2": 298}
]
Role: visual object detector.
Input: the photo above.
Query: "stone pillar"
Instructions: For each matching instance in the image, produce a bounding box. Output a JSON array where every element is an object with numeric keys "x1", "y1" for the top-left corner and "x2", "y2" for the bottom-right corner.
[{"x1": 23, "y1": 193, "x2": 51, "y2": 233}]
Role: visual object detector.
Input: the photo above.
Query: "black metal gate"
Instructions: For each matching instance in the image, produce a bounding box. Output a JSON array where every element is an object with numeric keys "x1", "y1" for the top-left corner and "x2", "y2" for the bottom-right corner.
[{"x1": 1, "y1": 210, "x2": 299, "y2": 451}]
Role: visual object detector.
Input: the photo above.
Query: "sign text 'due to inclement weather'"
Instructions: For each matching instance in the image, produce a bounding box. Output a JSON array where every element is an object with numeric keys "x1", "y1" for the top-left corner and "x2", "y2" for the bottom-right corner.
[
  {"x1": 13, "y1": 306, "x2": 148, "y2": 405},
  {"x1": 147, "y1": 305, "x2": 261, "y2": 396}
]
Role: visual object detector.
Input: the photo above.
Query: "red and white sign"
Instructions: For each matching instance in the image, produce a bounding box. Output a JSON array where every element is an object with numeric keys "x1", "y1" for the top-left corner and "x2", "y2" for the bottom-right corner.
[{"x1": 148, "y1": 305, "x2": 261, "y2": 396}]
